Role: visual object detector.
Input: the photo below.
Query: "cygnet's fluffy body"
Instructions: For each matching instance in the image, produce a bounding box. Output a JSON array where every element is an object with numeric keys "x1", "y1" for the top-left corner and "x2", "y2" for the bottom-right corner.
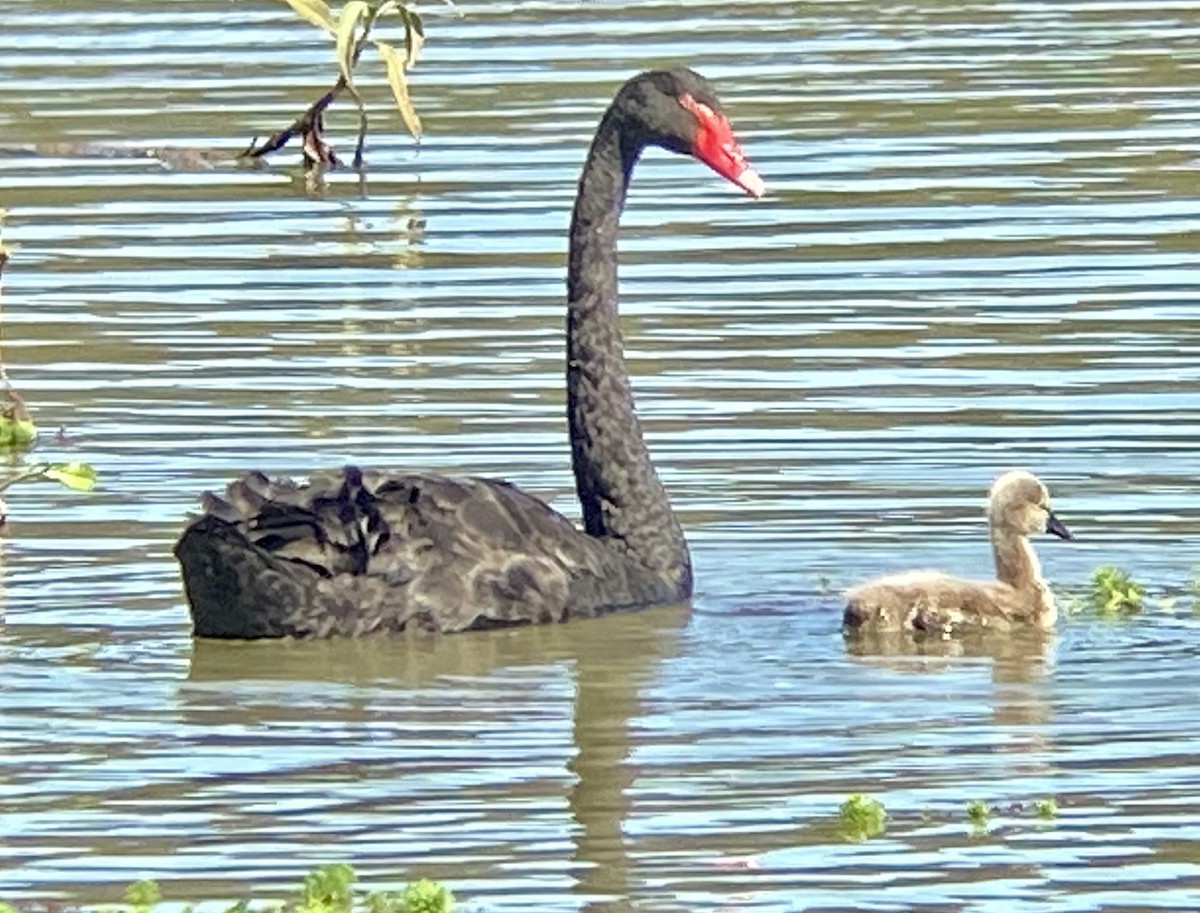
[{"x1": 844, "y1": 470, "x2": 1073, "y2": 635}]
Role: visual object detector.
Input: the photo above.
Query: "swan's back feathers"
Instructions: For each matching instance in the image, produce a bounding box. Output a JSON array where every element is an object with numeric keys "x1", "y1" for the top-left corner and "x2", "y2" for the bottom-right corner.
[
  {"x1": 176, "y1": 466, "x2": 679, "y2": 639},
  {"x1": 843, "y1": 569, "x2": 1045, "y2": 634}
]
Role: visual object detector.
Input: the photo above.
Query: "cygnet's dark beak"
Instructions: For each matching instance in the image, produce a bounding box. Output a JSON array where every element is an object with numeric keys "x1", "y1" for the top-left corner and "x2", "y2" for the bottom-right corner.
[{"x1": 1046, "y1": 510, "x2": 1073, "y2": 540}]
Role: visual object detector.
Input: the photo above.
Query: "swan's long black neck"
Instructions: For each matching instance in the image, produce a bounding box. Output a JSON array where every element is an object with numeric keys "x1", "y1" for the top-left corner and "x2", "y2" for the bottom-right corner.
[{"x1": 566, "y1": 107, "x2": 691, "y2": 592}]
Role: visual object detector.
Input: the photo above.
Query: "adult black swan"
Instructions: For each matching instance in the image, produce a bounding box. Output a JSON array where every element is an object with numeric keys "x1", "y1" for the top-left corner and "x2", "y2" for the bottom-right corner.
[{"x1": 175, "y1": 68, "x2": 764, "y2": 638}]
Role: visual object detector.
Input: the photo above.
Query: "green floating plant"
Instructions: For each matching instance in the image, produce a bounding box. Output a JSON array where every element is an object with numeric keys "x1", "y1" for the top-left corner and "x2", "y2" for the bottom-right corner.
[
  {"x1": 0, "y1": 867, "x2": 459, "y2": 912},
  {"x1": 298, "y1": 863, "x2": 356, "y2": 912},
  {"x1": 1034, "y1": 797, "x2": 1058, "y2": 820},
  {"x1": 1088, "y1": 565, "x2": 1144, "y2": 615},
  {"x1": 966, "y1": 799, "x2": 991, "y2": 829},
  {"x1": 296, "y1": 864, "x2": 455, "y2": 913},
  {"x1": 394, "y1": 880, "x2": 454, "y2": 913},
  {"x1": 124, "y1": 879, "x2": 162, "y2": 913},
  {"x1": 838, "y1": 793, "x2": 887, "y2": 842}
]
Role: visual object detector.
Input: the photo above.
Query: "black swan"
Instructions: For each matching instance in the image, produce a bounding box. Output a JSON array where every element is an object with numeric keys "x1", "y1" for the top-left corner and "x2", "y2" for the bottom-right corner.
[{"x1": 175, "y1": 68, "x2": 764, "y2": 639}]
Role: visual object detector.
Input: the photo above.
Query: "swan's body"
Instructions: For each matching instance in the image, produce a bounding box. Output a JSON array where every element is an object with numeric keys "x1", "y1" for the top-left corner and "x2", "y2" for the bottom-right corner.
[
  {"x1": 843, "y1": 470, "x2": 1073, "y2": 635},
  {"x1": 175, "y1": 68, "x2": 764, "y2": 639}
]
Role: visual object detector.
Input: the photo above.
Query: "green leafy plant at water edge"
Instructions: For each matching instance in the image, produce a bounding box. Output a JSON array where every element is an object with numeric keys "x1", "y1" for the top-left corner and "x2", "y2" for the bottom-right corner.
[
  {"x1": 1088, "y1": 565, "x2": 1144, "y2": 615},
  {"x1": 838, "y1": 793, "x2": 887, "y2": 841},
  {"x1": 1035, "y1": 797, "x2": 1058, "y2": 819}
]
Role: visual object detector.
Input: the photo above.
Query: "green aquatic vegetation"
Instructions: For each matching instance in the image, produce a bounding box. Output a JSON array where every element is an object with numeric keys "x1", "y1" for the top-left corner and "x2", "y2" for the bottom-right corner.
[
  {"x1": 1089, "y1": 565, "x2": 1144, "y2": 614},
  {"x1": 123, "y1": 880, "x2": 162, "y2": 913},
  {"x1": 393, "y1": 880, "x2": 454, "y2": 913},
  {"x1": 298, "y1": 863, "x2": 356, "y2": 912},
  {"x1": 0, "y1": 392, "x2": 35, "y2": 451},
  {"x1": 0, "y1": 866, "x2": 454, "y2": 912},
  {"x1": 966, "y1": 799, "x2": 991, "y2": 828},
  {"x1": 838, "y1": 793, "x2": 887, "y2": 841},
  {"x1": 1034, "y1": 797, "x2": 1058, "y2": 819}
]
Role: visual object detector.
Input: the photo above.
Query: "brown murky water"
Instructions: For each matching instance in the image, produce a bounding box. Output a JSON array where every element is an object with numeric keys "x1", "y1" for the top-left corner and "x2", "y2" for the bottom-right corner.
[{"x1": 3, "y1": 0, "x2": 1200, "y2": 909}]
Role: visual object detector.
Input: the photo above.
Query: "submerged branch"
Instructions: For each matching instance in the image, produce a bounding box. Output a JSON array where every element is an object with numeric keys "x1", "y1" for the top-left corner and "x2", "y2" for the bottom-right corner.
[
  {"x1": 241, "y1": 14, "x2": 378, "y2": 169},
  {"x1": 241, "y1": 77, "x2": 349, "y2": 166}
]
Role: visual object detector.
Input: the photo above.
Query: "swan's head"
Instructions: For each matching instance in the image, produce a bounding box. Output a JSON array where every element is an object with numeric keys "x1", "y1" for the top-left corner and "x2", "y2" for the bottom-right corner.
[
  {"x1": 616, "y1": 68, "x2": 765, "y2": 198},
  {"x1": 988, "y1": 470, "x2": 1073, "y2": 540}
]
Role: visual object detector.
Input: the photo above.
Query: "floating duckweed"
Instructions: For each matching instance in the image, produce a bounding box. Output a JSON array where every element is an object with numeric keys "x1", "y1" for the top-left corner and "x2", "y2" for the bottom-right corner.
[
  {"x1": 1034, "y1": 797, "x2": 1058, "y2": 819},
  {"x1": 298, "y1": 863, "x2": 356, "y2": 912},
  {"x1": 1088, "y1": 565, "x2": 1144, "y2": 614},
  {"x1": 396, "y1": 879, "x2": 455, "y2": 913},
  {"x1": 838, "y1": 793, "x2": 887, "y2": 841},
  {"x1": 123, "y1": 879, "x2": 162, "y2": 913},
  {"x1": 966, "y1": 799, "x2": 992, "y2": 827},
  {"x1": 0, "y1": 866, "x2": 459, "y2": 913}
]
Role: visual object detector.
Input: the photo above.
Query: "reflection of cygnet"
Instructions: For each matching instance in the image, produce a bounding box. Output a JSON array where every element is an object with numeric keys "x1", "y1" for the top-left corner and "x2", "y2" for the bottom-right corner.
[{"x1": 844, "y1": 471, "x2": 1073, "y2": 635}]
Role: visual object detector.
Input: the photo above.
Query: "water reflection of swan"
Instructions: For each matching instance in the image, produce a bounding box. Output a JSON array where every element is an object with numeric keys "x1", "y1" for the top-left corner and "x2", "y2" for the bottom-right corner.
[{"x1": 183, "y1": 605, "x2": 688, "y2": 909}]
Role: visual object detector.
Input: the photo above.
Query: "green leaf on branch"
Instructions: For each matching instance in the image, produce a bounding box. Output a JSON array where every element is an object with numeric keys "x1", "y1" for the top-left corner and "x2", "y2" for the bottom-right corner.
[
  {"x1": 43, "y1": 462, "x2": 98, "y2": 492},
  {"x1": 283, "y1": 0, "x2": 336, "y2": 33},
  {"x1": 377, "y1": 41, "x2": 422, "y2": 140},
  {"x1": 335, "y1": 0, "x2": 371, "y2": 85}
]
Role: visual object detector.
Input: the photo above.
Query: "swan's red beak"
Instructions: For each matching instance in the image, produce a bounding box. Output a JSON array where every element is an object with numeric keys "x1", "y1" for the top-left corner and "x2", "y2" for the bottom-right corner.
[{"x1": 683, "y1": 95, "x2": 765, "y2": 199}]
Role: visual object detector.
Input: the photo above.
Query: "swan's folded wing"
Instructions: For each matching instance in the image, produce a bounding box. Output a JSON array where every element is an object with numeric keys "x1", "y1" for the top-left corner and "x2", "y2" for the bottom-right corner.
[{"x1": 183, "y1": 465, "x2": 641, "y2": 635}]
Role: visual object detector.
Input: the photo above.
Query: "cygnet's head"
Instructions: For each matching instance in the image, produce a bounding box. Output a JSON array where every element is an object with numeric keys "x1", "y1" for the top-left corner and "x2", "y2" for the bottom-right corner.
[{"x1": 988, "y1": 470, "x2": 1073, "y2": 540}]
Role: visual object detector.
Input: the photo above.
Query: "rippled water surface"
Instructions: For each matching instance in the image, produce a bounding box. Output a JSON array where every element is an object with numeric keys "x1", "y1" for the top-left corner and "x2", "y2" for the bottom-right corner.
[{"x1": 3, "y1": 0, "x2": 1200, "y2": 909}]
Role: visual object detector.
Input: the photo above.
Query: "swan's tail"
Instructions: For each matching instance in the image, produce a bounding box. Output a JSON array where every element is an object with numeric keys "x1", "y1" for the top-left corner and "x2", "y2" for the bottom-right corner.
[{"x1": 175, "y1": 515, "x2": 315, "y2": 638}]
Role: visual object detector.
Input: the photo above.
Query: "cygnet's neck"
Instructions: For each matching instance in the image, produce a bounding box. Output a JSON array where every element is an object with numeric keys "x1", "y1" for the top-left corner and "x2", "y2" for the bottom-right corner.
[{"x1": 991, "y1": 525, "x2": 1056, "y2": 622}]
